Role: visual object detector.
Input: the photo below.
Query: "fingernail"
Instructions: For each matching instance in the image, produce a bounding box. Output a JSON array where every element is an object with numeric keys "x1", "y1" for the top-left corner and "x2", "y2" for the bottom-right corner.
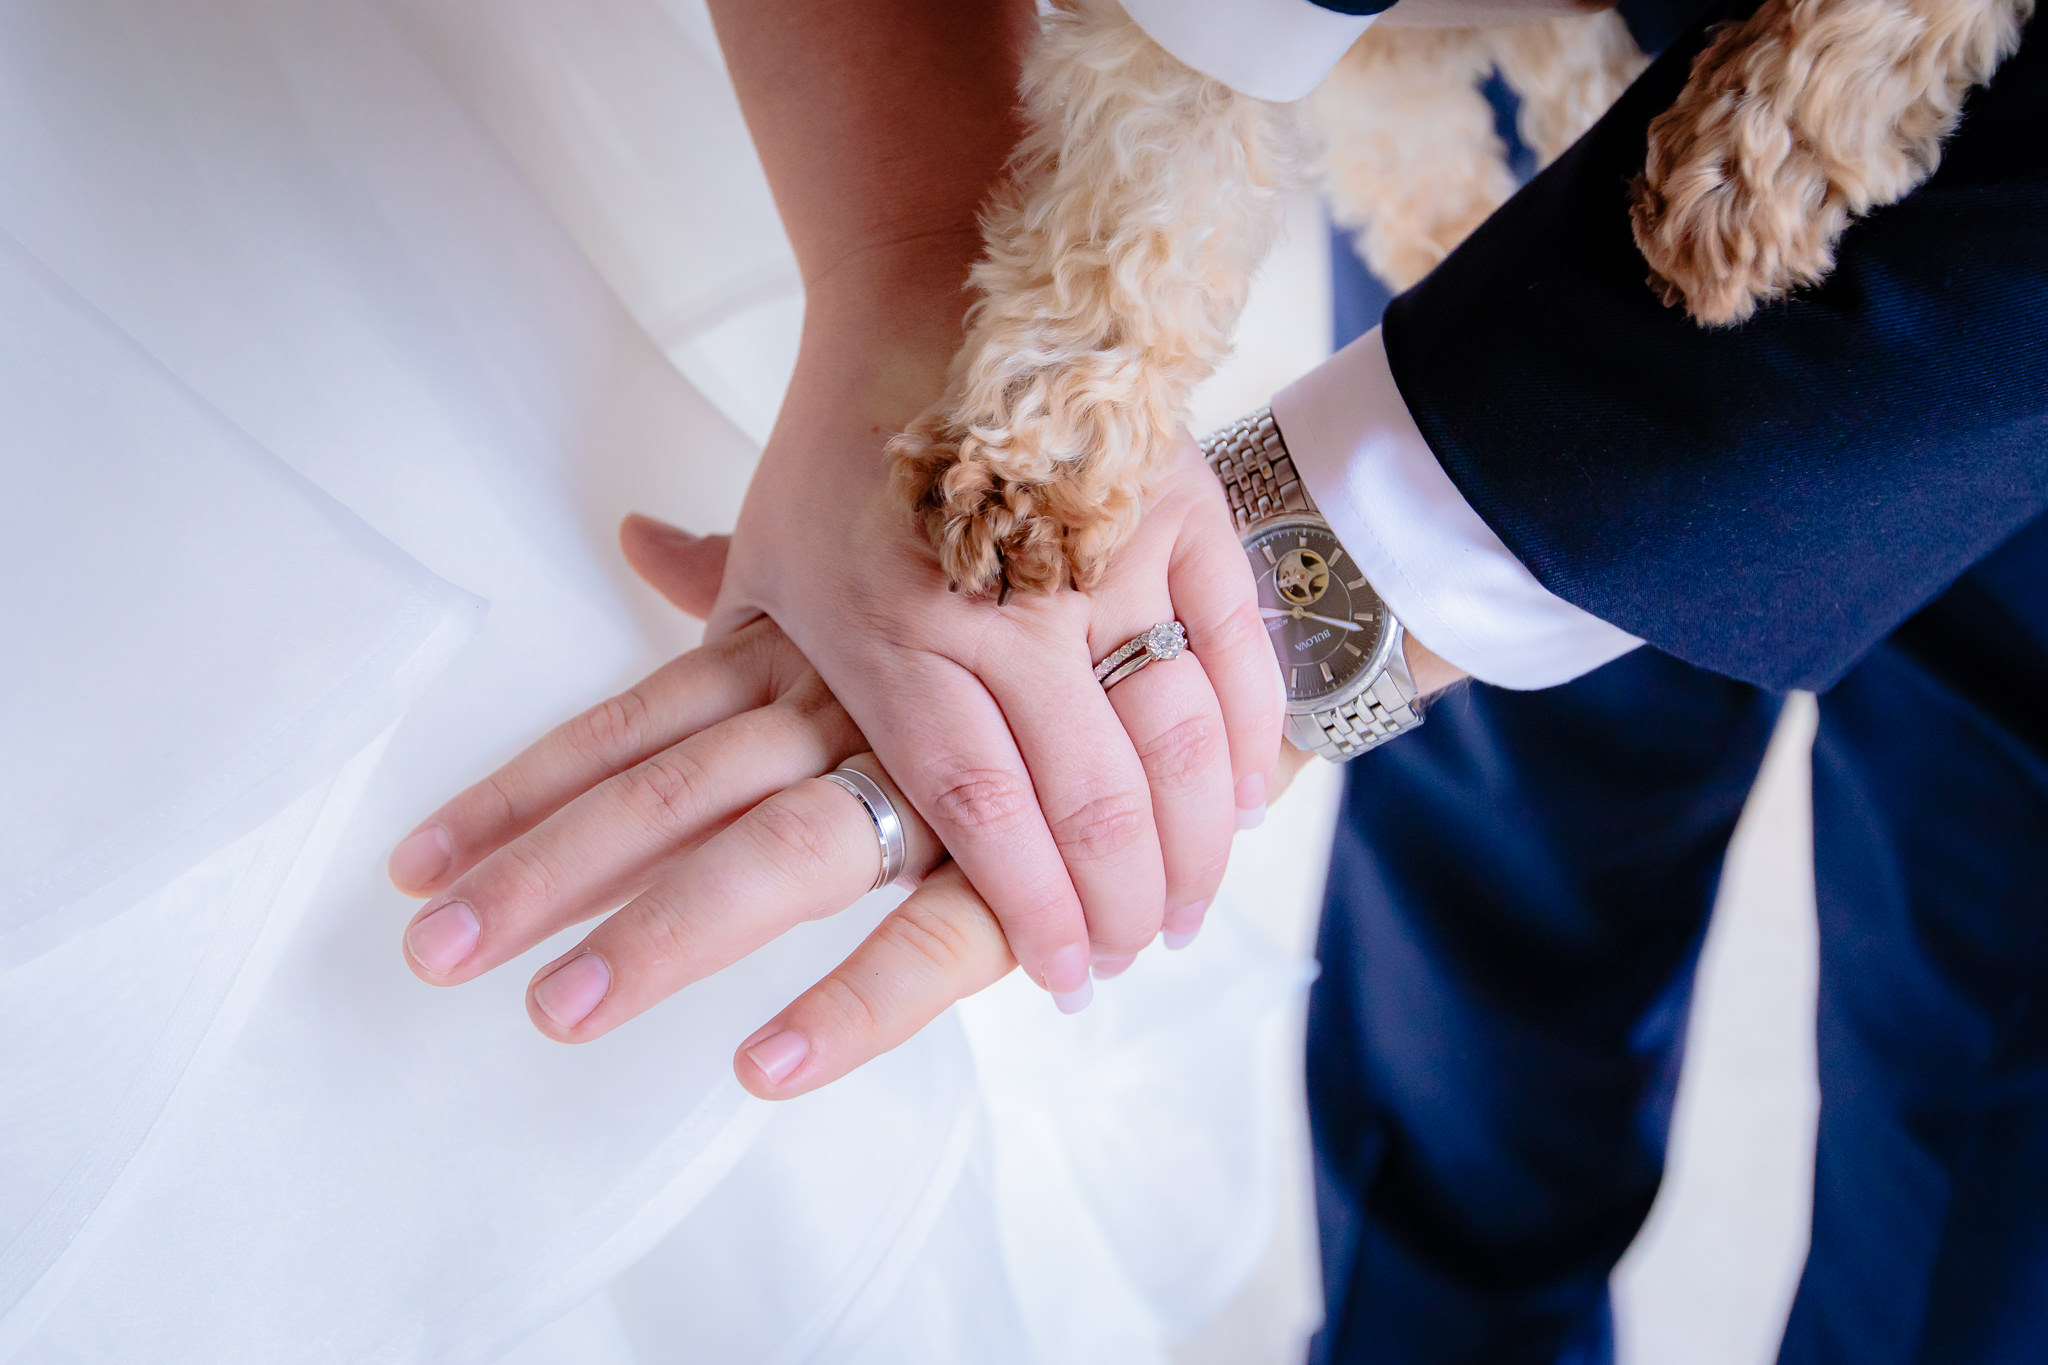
[
  {"x1": 389, "y1": 825, "x2": 452, "y2": 892},
  {"x1": 405, "y1": 900, "x2": 478, "y2": 975},
  {"x1": 1235, "y1": 773, "x2": 1268, "y2": 830},
  {"x1": 744, "y1": 1029, "x2": 809, "y2": 1085},
  {"x1": 534, "y1": 953, "x2": 611, "y2": 1029},
  {"x1": 1163, "y1": 900, "x2": 1210, "y2": 951},
  {"x1": 1092, "y1": 954, "x2": 1137, "y2": 980},
  {"x1": 1045, "y1": 943, "x2": 1092, "y2": 1014}
]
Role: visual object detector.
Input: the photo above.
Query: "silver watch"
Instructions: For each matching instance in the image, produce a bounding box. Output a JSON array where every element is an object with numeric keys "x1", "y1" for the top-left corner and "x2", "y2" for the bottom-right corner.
[{"x1": 1200, "y1": 407, "x2": 1424, "y2": 762}]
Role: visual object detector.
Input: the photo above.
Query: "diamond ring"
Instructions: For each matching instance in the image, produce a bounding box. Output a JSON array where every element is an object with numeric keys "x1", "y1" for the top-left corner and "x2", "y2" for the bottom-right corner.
[{"x1": 1094, "y1": 621, "x2": 1188, "y2": 691}]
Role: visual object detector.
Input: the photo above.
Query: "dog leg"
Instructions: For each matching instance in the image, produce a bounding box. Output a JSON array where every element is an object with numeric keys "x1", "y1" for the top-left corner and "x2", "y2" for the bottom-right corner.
[
  {"x1": 1632, "y1": 0, "x2": 2032, "y2": 326},
  {"x1": 887, "y1": 0, "x2": 1295, "y2": 598},
  {"x1": 1490, "y1": 9, "x2": 1648, "y2": 167},
  {"x1": 1314, "y1": 11, "x2": 1643, "y2": 294},
  {"x1": 1313, "y1": 25, "x2": 1508, "y2": 292}
]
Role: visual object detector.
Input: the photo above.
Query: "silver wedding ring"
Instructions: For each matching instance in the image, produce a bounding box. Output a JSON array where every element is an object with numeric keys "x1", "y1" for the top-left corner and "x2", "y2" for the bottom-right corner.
[
  {"x1": 821, "y1": 764, "x2": 906, "y2": 891},
  {"x1": 1094, "y1": 620, "x2": 1187, "y2": 691}
]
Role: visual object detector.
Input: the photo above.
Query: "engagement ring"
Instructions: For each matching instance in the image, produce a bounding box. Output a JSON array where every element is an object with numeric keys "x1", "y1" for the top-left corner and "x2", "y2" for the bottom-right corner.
[{"x1": 1094, "y1": 621, "x2": 1187, "y2": 691}]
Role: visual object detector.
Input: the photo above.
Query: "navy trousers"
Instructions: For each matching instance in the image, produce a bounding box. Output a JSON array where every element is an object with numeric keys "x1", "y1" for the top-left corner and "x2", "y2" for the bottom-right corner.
[{"x1": 1305, "y1": 498, "x2": 2048, "y2": 1363}]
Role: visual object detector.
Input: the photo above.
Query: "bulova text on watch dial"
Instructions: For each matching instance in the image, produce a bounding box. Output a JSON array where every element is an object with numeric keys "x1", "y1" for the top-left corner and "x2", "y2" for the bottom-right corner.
[{"x1": 1246, "y1": 518, "x2": 1389, "y2": 704}]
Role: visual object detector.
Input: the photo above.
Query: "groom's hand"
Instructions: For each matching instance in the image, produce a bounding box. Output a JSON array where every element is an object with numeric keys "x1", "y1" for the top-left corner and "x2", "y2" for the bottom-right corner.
[
  {"x1": 388, "y1": 514, "x2": 1013, "y2": 1098},
  {"x1": 617, "y1": 516, "x2": 1017, "y2": 1097}
]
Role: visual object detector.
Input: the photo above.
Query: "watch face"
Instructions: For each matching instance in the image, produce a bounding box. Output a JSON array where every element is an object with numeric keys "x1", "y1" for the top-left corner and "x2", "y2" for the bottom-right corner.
[{"x1": 1245, "y1": 518, "x2": 1389, "y2": 705}]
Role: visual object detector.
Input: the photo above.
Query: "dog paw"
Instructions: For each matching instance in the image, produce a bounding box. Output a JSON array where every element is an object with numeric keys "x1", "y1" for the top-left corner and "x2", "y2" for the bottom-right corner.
[
  {"x1": 1629, "y1": 159, "x2": 1847, "y2": 327},
  {"x1": 887, "y1": 412, "x2": 1141, "y2": 599},
  {"x1": 1631, "y1": 0, "x2": 2025, "y2": 327},
  {"x1": 1628, "y1": 7, "x2": 1847, "y2": 326}
]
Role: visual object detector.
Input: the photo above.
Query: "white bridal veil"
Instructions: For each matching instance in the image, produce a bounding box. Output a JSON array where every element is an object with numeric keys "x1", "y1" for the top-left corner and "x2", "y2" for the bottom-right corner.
[{"x1": 0, "y1": 1, "x2": 1327, "y2": 1359}]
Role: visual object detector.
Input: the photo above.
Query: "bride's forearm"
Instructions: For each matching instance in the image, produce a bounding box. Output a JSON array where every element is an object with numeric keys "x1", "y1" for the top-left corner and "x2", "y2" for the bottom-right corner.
[{"x1": 708, "y1": 0, "x2": 1034, "y2": 385}]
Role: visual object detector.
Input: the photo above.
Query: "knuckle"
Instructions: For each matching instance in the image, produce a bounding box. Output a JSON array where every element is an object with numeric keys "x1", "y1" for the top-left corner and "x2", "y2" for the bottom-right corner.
[
  {"x1": 491, "y1": 839, "x2": 565, "y2": 912},
  {"x1": 808, "y1": 971, "x2": 886, "y2": 1047},
  {"x1": 1047, "y1": 789, "x2": 1149, "y2": 864},
  {"x1": 775, "y1": 681, "x2": 862, "y2": 751},
  {"x1": 622, "y1": 894, "x2": 702, "y2": 976},
  {"x1": 741, "y1": 792, "x2": 843, "y2": 880},
  {"x1": 570, "y1": 688, "x2": 655, "y2": 763},
  {"x1": 923, "y1": 763, "x2": 1034, "y2": 835},
  {"x1": 876, "y1": 900, "x2": 981, "y2": 978},
  {"x1": 1200, "y1": 600, "x2": 1268, "y2": 662},
  {"x1": 1137, "y1": 715, "x2": 1224, "y2": 793},
  {"x1": 622, "y1": 748, "x2": 711, "y2": 833}
]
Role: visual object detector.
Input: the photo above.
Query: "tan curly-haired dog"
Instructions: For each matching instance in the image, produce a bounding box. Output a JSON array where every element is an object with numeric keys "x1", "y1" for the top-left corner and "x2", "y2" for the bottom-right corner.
[
  {"x1": 1316, "y1": 11, "x2": 1646, "y2": 292},
  {"x1": 892, "y1": 0, "x2": 2031, "y2": 600}
]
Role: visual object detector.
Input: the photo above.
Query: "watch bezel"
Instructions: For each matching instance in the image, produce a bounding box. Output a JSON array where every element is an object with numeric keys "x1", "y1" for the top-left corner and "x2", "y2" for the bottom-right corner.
[{"x1": 1244, "y1": 513, "x2": 1401, "y2": 715}]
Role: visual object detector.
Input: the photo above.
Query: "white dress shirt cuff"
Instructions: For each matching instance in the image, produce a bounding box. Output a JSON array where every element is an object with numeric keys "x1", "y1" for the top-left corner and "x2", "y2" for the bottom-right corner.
[
  {"x1": 1270, "y1": 326, "x2": 1642, "y2": 690},
  {"x1": 1119, "y1": 0, "x2": 1377, "y2": 103}
]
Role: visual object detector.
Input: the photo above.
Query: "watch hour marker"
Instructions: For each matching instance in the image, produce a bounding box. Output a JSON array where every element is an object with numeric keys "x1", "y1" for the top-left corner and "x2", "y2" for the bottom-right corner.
[
  {"x1": 1289, "y1": 666, "x2": 1300, "y2": 690},
  {"x1": 1298, "y1": 535, "x2": 1309, "y2": 549},
  {"x1": 1346, "y1": 576, "x2": 1366, "y2": 590},
  {"x1": 1320, "y1": 662, "x2": 1335, "y2": 683},
  {"x1": 1328, "y1": 547, "x2": 1346, "y2": 566},
  {"x1": 1353, "y1": 610, "x2": 1372, "y2": 621},
  {"x1": 1260, "y1": 543, "x2": 1277, "y2": 564},
  {"x1": 1343, "y1": 642, "x2": 1363, "y2": 657}
]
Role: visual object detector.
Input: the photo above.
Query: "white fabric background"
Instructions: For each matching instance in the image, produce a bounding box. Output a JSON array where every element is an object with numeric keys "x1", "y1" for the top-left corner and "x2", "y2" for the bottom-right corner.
[{"x1": 0, "y1": 2, "x2": 1319, "y2": 1361}]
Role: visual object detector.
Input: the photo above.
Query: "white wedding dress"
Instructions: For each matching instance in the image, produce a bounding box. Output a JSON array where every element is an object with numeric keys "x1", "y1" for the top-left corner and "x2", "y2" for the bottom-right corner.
[{"x1": 0, "y1": 2, "x2": 1335, "y2": 1360}]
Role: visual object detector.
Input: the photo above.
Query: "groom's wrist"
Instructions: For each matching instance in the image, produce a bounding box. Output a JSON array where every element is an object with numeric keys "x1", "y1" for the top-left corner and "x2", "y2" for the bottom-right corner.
[{"x1": 1403, "y1": 632, "x2": 1467, "y2": 696}]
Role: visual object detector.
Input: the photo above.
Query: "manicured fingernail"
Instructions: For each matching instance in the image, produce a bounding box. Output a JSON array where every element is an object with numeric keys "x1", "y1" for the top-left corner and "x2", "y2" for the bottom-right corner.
[
  {"x1": 389, "y1": 825, "x2": 452, "y2": 892},
  {"x1": 405, "y1": 900, "x2": 478, "y2": 975},
  {"x1": 1163, "y1": 900, "x2": 1210, "y2": 951},
  {"x1": 744, "y1": 1029, "x2": 809, "y2": 1085},
  {"x1": 1092, "y1": 954, "x2": 1137, "y2": 980},
  {"x1": 534, "y1": 953, "x2": 611, "y2": 1028},
  {"x1": 1045, "y1": 943, "x2": 1092, "y2": 1013},
  {"x1": 1235, "y1": 773, "x2": 1268, "y2": 830}
]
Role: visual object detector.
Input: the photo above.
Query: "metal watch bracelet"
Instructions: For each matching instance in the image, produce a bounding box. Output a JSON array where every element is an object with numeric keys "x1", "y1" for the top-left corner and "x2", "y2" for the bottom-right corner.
[{"x1": 1199, "y1": 408, "x2": 1425, "y2": 761}]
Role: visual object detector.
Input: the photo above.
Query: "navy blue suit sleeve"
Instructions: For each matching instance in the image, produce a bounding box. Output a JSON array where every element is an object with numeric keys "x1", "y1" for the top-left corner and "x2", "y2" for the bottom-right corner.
[{"x1": 1382, "y1": 3, "x2": 2048, "y2": 692}]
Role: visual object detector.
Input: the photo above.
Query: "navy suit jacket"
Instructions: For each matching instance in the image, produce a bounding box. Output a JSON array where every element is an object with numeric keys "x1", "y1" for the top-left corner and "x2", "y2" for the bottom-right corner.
[{"x1": 1383, "y1": 1, "x2": 2048, "y2": 692}]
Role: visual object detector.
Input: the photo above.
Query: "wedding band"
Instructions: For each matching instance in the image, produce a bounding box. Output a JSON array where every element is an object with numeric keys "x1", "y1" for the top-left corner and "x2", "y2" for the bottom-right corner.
[
  {"x1": 1093, "y1": 621, "x2": 1187, "y2": 691},
  {"x1": 821, "y1": 764, "x2": 906, "y2": 891}
]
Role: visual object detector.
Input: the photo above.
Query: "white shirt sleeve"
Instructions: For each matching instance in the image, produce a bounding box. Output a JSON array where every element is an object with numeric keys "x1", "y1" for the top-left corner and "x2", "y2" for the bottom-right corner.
[
  {"x1": 1270, "y1": 326, "x2": 1643, "y2": 690},
  {"x1": 1118, "y1": 0, "x2": 1378, "y2": 103}
]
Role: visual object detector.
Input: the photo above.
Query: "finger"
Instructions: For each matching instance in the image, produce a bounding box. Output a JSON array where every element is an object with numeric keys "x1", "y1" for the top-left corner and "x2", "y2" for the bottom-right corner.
[
  {"x1": 1100, "y1": 650, "x2": 1234, "y2": 956},
  {"x1": 523, "y1": 757, "x2": 946, "y2": 1041},
  {"x1": 620, "y1": 515, "x2": 730, "y2": 620},
  {"x1": 387, "y1": 619, "x2": 791, "y2": 898},
  {"x1": 850, "y1": 652, "x2": 1096, "y2": 1010},
  {"x1": 733, "y1": 862, "x2": 1016, "y2": 1099},
  {"x1": 1268, "y1": 740, "x2": 1318, "y2": 804},
  {"x1": 1170, "y1": 502, "x2": 1285, "y2": 831},
  {"x1": 401, "y1": 681, "x2": 861, "y2": 986},
  {"x1": 982, "y1": 631, "x2": 1167, "y2": 963}
]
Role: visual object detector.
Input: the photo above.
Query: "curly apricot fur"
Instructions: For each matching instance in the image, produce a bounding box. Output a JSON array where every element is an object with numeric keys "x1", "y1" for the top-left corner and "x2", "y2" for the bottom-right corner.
[{"x1": 1633, "y1": 0, "x2": 2031, "y2": 325}]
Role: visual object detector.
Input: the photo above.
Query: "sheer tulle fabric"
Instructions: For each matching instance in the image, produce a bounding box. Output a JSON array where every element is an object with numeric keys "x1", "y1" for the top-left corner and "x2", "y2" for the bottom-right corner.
[{"x1": 0, "y1": 2, "x2": 1312, "y2": 1360}]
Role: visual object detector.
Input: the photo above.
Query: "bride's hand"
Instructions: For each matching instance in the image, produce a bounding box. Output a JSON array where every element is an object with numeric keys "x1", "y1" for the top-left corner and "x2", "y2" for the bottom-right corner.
[{"x1": 715, "y1": 358, "x2": 1284, "y2": 1007}]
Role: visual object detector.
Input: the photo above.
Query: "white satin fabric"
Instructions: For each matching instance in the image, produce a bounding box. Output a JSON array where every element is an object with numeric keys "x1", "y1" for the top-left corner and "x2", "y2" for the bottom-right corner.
[{"x1": 0, "y1": 2, "x2": 1316, "y2": 1361}]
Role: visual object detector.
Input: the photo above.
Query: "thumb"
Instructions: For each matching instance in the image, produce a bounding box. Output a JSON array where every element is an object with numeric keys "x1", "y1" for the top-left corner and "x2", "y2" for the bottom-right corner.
[{"x1": 620, "y1": 514, "x2": 730, "y2": 621}]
